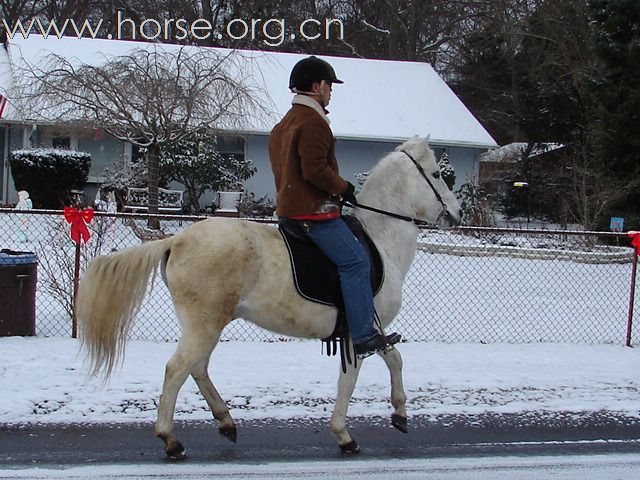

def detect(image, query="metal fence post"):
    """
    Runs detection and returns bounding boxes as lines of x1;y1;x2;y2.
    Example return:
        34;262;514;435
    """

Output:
626;232;640;347
72;242;80;339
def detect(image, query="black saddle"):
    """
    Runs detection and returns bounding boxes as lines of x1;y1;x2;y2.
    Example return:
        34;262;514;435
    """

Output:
278;215;384;308
278;215;385;373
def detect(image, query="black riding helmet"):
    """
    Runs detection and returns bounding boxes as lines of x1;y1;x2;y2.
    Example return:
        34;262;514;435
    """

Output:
289;56;343;92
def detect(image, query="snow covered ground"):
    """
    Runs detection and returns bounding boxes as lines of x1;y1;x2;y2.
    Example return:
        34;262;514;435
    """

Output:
1;337;638;425
3;455;640;480
2;337;640;478
2;215;640;478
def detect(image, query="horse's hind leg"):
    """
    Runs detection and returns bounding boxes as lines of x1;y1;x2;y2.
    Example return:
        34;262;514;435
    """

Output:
191;360;237;442
155;326;226;459
378;347;408;433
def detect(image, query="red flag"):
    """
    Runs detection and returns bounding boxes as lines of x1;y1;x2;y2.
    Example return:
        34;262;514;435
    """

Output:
628;231;640;256
63;207;94;244
0;95;7;119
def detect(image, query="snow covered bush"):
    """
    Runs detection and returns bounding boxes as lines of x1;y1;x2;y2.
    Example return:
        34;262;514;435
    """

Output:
160;131;256;213
456;176;496;227
438;151;456;190
103;132;256;214
238;192;275;218
101;155;150;209
10;149;91;208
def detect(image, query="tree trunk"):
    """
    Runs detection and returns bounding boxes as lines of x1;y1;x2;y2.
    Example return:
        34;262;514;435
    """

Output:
147;143;160;230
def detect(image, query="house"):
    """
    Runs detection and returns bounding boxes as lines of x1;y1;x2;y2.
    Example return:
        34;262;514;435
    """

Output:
0;35;497;208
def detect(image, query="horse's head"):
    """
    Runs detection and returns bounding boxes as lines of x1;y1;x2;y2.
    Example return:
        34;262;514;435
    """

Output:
393;136;463;228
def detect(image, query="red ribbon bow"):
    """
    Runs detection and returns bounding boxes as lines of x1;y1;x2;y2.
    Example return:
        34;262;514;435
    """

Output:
63;207;94;244
628;231;640;256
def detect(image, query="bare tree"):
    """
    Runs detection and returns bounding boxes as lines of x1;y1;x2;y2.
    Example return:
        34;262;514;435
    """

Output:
325;0;487;64
561;143;633;230
14;45;271;228
0;0;41;42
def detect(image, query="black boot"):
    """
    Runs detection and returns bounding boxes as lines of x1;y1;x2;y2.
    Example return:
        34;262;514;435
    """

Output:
354;332;402;359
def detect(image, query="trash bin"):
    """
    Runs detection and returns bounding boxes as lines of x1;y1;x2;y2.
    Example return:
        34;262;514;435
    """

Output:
0;249;37;336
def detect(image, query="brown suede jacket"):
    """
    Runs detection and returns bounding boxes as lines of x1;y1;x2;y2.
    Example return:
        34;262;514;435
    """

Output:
268;97;348;218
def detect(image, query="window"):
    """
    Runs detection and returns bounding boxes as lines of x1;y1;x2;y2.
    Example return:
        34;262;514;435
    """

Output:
52;136;70;149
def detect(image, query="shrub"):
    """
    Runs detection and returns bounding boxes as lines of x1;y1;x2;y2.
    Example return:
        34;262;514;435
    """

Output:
10;149;91;208
238;192;275;218
456;176;496;227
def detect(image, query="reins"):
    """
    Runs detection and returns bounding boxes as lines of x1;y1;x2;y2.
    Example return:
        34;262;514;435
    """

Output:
343;199;428;225
343;149;449;227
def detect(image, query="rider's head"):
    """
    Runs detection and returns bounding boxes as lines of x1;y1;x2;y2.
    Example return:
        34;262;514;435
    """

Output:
289;56;343;108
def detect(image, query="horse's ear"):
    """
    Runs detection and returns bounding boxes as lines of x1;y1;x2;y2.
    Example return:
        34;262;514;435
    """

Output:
396;135;420;153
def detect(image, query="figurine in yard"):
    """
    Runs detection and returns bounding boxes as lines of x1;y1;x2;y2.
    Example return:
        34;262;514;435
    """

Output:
94;189;118;251
14;190;33;242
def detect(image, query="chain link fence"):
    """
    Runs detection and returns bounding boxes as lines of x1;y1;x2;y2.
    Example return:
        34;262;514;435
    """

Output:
1;209;637;345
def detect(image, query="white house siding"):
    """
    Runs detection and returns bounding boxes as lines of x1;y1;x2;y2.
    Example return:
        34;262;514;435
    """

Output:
437;146;481;187
2;125;30;203
77;133;127;182
0;125;483;205
1;124;129;204
245;133;482;201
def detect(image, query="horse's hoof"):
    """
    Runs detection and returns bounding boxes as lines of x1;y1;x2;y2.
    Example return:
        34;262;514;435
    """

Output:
391;414;408;433
219;425;237;443
339;440;360;454
166;442;187;461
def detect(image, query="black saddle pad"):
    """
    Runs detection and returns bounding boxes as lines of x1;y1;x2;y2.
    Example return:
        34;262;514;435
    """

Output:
278;216;384;307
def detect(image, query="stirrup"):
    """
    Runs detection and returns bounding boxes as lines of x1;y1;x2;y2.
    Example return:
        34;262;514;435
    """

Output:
355;333;402;360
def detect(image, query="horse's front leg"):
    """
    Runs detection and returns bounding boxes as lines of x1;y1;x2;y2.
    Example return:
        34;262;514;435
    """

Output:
330;360;362;453
378;347;408;433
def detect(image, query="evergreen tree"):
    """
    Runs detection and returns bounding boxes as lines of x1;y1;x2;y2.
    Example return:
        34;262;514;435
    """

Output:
437;151;456;190
590;0;640;181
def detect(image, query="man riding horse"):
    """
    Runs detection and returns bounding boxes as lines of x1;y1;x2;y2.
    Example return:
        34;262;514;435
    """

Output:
268;56;401;359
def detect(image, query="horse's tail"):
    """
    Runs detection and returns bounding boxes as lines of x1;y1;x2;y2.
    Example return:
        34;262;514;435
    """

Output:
77;236;174;378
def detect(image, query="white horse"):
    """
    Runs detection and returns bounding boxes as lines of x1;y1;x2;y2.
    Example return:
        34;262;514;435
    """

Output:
77;136;462;459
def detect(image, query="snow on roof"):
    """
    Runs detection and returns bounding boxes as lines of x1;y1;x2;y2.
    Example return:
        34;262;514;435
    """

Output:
480;142;565;163
2;35;497;148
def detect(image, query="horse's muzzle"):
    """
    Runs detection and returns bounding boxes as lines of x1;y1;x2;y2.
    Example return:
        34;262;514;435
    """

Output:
439;209;463;228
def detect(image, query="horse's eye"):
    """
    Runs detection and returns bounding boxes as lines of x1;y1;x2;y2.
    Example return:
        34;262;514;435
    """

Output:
433;171;441;179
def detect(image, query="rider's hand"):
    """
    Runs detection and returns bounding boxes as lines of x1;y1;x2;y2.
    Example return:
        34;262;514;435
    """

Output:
342;182;357;204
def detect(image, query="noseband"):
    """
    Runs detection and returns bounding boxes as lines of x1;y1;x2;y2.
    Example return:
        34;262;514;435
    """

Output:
344;150;450;226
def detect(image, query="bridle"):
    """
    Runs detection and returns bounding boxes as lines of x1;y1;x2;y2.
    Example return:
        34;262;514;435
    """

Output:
343;150;450;227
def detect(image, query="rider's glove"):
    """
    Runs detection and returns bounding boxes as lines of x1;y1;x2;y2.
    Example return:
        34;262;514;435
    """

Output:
342;182;357;205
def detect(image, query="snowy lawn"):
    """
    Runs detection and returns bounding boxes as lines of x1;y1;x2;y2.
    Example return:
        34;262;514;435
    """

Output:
0;337;639;425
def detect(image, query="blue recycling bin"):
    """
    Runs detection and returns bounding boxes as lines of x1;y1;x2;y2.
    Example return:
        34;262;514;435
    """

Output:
0;250;38;336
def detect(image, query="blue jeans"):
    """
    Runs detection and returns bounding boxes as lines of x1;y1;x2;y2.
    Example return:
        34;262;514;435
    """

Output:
301;217;379;344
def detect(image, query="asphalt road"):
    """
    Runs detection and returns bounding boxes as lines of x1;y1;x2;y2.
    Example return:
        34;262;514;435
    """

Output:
2;411;640;467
